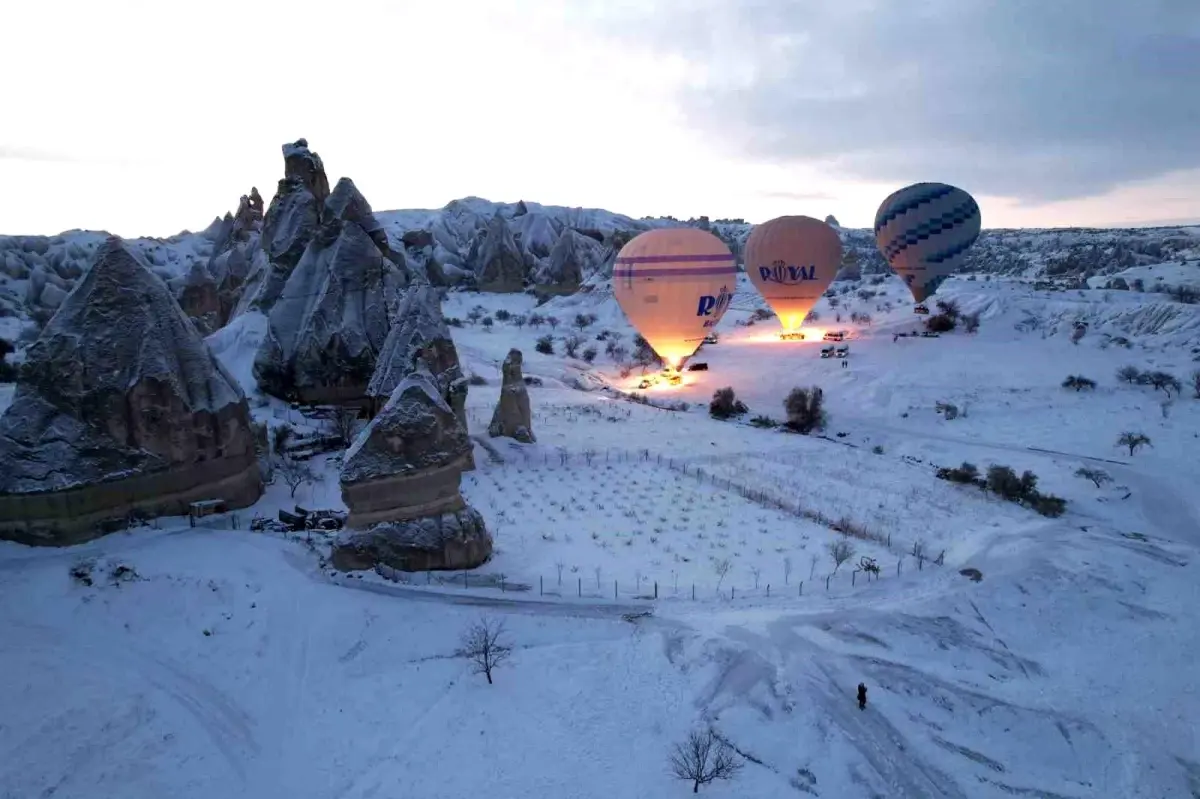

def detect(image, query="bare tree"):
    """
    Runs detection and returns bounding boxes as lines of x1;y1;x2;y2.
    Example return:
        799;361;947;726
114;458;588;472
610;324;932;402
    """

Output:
454;616;513;685
750;565;761;589
328;406;362;447
555;560;565;586
1074;467;1111;488
911;538;927;562
564;334;585;358
713;558;732;591
276;456;316;498
546;316;560;330
783;556;793;585
809;553;818;579
1116;431;1151;456
828;539;855;572
669;729;743;793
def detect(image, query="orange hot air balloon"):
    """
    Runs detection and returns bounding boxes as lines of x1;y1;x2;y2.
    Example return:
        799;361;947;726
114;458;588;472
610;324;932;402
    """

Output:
744;216;842;331
612;228;736;369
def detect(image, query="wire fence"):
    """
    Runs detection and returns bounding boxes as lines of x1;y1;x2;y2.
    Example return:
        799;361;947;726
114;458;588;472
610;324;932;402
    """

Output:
372;549;943;604
457;443;946;565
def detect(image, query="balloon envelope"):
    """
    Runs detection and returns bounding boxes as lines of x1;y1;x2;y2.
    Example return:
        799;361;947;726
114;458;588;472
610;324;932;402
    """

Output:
612;228;736;367
874;182;981;303
744;216;842;331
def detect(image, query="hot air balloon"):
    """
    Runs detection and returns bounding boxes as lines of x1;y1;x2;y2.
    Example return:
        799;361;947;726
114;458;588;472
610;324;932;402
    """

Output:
873;182;981;304
612;228;736;370
744;216;842;334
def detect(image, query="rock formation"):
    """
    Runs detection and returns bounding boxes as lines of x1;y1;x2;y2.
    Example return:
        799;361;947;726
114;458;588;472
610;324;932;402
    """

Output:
368;285;469;430
247;139;331;311
468;212;526;292
205;188;265;325
488;349;535;443
333;366;489;572
252;177;400;404
0;237;262;546
177;260;222;334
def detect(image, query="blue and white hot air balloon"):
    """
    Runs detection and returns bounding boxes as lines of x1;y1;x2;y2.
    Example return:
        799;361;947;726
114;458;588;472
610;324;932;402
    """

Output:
873;182;981;303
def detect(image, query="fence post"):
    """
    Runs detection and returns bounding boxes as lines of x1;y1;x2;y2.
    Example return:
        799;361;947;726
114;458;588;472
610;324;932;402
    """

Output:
465;573;469;589
614;580;618;599
897;560;902;576
540;575;543;596
799;581;803;596
578;577;582;597
654;581;658;599
427;571;432;585
731;586;736;600
692;583;695;600
852;570;857;586
501;576;506;592
766;584;770;598
887;533;891;548
826;575;831;591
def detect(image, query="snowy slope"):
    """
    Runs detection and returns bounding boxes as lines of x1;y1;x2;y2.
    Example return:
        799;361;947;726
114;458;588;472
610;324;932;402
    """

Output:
4;267;1200;797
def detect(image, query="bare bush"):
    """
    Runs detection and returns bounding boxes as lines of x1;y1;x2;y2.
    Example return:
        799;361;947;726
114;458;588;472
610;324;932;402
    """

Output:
783;386;826;434
454;616;513;685
564;334;585;358
1116;365;1142;384
275;456;316;498
1117;431;1151;456
1145;371;1182;398
1062;375;1096;391
535;335;554;355
1075;467;1111;488
669;729;743;793
328;406;362;447
828;539;855;572
713;558;732;591
709;387;748;419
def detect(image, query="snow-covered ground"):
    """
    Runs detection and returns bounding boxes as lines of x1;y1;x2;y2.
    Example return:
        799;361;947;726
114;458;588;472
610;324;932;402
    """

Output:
3;274;1200;797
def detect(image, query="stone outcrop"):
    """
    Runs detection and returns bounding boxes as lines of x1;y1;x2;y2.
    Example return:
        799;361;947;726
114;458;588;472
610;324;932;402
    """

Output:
247;140;331;311
488;349;535;443
468;212;526;292
368;285;469;428
534;229;606;296
333;366;490;572
252;177;399;404
0;237;262;546
178;260;222;334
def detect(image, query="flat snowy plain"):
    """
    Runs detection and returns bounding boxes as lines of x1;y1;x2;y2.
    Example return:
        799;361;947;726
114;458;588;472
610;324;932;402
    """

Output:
3;273;1199;798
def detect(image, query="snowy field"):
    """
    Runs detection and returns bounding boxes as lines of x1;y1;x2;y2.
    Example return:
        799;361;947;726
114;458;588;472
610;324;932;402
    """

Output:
3;272;1200;797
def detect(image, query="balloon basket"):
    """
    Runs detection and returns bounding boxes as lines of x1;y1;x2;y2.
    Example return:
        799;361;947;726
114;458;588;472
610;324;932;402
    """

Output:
779;332;807;341
913;304;930;315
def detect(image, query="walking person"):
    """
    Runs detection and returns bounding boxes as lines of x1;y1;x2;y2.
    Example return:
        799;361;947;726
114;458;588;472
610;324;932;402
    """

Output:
857;683;867;710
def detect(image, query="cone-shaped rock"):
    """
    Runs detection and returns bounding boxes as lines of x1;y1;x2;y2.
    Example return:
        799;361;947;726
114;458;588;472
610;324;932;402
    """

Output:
0;237;262;545
488;349;535;443
252;177;397;404
334;366;489;571
368;285;469;429
468;212;526;292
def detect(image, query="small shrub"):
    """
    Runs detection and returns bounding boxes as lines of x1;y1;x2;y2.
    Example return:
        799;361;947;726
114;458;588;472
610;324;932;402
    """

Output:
871;444;884;454
1075;467;1111;488
481;317;494;331
467;373;488;386
783;386;826;434
926;313;956;333
1116;365;1142;384
445;316;464;327
1116;431;1151;456
750;308;775;321
938;462;981;485
749;415;778;428
709;387;748;419
935;298;961;319
581;346;598;364
494;309;512;322
1030;493;1067;517
1062;375;1097;391
1145;371;1182;398
985;465;1026;501
564;334;584;358
535;335;555;355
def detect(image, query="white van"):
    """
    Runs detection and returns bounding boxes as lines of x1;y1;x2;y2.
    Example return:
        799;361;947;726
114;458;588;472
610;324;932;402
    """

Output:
835;345;850;358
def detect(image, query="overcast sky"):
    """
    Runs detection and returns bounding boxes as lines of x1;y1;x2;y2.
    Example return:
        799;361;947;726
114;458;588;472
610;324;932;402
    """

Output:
1;0;1197;236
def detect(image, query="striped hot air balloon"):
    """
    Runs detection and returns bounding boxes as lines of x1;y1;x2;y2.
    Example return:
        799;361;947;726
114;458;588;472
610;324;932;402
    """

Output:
612;228;736;369
873;183;981;303
744;216;843;332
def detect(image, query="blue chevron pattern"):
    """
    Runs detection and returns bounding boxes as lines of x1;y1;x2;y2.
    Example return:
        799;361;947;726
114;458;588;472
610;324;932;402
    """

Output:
883;198;980;261
873;183;956;233
923;235;979;265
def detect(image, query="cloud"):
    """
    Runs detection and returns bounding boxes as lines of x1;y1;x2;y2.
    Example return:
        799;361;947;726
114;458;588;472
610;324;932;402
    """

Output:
0;145;78;163
757;190;836;202
576;0;1200;203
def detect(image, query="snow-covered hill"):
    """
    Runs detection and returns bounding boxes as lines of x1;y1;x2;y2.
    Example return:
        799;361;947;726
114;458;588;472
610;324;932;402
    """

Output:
4;266;1200;798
